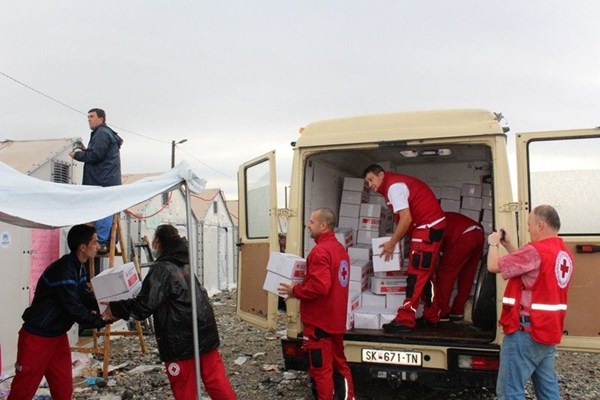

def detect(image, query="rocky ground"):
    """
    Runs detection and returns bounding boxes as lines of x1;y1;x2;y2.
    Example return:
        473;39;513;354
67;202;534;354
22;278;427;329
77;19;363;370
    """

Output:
3;290;599;399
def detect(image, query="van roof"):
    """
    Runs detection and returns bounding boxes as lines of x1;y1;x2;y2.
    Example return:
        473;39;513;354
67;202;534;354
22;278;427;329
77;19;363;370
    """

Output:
296;108;504;148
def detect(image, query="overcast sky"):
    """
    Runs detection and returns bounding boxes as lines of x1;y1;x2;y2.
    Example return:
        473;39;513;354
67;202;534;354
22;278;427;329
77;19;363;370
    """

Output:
1;1;599;202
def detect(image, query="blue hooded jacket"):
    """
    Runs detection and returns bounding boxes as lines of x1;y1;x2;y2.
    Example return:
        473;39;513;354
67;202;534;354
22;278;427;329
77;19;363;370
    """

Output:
74;124;123;187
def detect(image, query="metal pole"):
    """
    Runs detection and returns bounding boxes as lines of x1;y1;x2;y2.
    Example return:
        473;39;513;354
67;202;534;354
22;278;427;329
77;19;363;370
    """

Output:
171;140;176;168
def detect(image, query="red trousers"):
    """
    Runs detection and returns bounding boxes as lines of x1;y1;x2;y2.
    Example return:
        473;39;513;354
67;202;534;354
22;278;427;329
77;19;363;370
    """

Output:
304;325;355;400
395;224;445;327
8;329;72;400
165;349;236;400
436;228;484;317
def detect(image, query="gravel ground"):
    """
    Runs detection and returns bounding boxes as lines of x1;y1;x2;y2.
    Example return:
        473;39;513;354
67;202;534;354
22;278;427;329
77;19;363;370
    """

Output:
4;290;599;399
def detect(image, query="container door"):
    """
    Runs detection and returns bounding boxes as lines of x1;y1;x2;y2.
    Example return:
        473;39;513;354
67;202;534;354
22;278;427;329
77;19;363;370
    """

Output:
236;151;279;330
516;128;600;351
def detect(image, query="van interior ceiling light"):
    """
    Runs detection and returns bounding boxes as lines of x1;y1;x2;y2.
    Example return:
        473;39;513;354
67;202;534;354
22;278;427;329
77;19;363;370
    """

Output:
399;149;452;158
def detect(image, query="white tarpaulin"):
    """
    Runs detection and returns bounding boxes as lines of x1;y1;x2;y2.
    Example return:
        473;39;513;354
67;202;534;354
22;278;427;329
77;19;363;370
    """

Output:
0;160;206;228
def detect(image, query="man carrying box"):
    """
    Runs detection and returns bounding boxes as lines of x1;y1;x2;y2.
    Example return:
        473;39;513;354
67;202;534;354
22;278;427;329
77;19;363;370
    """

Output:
363;164;446;333
9;225;108;400
279;208;355;400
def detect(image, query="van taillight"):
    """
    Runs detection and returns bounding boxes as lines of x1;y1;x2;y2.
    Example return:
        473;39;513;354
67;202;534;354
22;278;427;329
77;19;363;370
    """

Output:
457;354;499;371
282;340;303;358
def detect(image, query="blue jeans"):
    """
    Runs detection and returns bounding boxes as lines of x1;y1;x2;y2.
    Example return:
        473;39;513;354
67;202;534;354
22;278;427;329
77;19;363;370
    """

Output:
94;215;114;244
496;326;559;400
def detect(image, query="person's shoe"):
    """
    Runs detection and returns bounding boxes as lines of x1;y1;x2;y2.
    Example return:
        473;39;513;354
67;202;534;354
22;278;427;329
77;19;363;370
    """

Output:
449;314;464;322
382;320;413;333
439;315;450;322
97;243;109;255
416;317;439;328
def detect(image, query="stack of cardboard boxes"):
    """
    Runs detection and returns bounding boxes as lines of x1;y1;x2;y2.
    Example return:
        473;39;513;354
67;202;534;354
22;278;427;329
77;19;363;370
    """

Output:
262;252;306;298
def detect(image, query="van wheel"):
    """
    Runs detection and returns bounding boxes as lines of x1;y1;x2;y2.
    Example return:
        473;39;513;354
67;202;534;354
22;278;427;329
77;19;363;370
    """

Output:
471;258;496;330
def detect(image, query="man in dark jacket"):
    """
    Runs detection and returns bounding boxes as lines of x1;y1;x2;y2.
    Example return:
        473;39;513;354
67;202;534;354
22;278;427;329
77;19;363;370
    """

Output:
8;224;107;400
103;224;236;399
69;108;123;252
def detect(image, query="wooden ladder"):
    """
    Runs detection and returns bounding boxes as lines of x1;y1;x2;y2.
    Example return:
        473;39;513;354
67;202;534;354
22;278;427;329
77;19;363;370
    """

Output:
71;214;148;378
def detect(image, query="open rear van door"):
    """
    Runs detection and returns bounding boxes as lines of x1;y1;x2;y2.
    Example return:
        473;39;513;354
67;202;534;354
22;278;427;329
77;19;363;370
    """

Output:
236;151;279;330
516;128;600;351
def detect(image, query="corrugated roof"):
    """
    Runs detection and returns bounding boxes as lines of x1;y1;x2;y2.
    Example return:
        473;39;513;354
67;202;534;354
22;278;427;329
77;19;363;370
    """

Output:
0;138;79;174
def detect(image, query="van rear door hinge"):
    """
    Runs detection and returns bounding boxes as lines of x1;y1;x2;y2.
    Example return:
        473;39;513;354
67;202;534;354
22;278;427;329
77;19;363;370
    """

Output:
275;208;298;218
499;202;525;213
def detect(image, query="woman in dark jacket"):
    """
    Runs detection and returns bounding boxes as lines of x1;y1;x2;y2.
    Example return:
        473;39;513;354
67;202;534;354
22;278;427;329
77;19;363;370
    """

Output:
103;224;236;399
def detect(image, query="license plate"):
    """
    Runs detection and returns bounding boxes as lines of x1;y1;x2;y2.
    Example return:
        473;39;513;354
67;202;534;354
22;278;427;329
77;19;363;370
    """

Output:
361;348;422;366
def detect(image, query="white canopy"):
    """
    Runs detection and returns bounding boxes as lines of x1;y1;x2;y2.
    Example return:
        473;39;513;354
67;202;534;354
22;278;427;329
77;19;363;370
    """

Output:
0;160;206;228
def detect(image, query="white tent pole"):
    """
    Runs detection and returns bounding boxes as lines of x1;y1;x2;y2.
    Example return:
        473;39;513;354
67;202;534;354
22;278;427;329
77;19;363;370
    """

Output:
185;184;203;398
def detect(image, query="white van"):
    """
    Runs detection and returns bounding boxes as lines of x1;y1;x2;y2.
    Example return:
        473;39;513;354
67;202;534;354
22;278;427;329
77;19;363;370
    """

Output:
236;109;600;387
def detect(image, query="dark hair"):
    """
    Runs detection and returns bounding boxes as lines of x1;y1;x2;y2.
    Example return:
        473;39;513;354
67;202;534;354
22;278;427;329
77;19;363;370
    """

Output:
67;224;96;252
362;163;384;178
88;108;106;123
154;224;183;253
533;205;561;231
315;208;336;230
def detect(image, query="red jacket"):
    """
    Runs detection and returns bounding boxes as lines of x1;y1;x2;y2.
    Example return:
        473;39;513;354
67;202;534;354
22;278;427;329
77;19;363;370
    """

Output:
293;230;350;334
441;212;482;251
377;171;444;228
499;237;574;344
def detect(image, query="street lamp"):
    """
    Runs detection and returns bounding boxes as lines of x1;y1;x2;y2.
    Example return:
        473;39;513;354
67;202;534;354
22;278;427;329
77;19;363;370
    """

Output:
171;139;188;168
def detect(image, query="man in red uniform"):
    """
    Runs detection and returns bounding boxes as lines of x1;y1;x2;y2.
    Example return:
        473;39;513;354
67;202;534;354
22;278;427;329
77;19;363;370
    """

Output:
436;212;484;322
279;208;355;400
363;164;446;332
487;205;574;399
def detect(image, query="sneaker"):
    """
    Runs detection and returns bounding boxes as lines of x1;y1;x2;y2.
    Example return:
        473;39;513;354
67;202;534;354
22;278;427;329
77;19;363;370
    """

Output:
382;320;413;333
97;244;109;255
449;314;464;322
415;317;439;328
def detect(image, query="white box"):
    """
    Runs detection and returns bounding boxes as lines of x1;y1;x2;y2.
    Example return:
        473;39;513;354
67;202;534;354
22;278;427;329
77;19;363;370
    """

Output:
360;203;384;218
371;236;400;254
374;270;406;278
335;227;354;248
386;293;406;309
461;183;482;198
346;292;361;330
92;262;142;313
370;276;407;295
441;186;461;200
338;216;359;232
341;190;368;204
350;259;372;282
429;185;442;199
379;309;398;329
266;252;306;280
441;198;460;213
481;221;493;234
482;182;493;197
354;308;381;330
481;196;493;210
349;277;369;294
368;193;388;207
461;196;483;211
359;217;382;232
481;209;493;223
339;203;361;218
460;208;481;222
362;290;387;308
343;177;367;192
372;253;402;273
357;229;379;245
262;271;302;298
348;244;372;261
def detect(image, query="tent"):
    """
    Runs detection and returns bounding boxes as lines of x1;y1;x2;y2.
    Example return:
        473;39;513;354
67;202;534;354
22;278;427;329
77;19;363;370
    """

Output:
0;160;207;397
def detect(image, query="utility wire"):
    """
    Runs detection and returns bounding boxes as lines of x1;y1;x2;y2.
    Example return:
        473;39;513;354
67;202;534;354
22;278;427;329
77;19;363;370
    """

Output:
1;70;234;178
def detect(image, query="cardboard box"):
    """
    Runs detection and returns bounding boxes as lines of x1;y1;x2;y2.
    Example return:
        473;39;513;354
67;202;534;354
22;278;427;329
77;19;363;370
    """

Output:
461;183;482;198
341;190;368;205
91;262;142;313
371;236;400;254
266;252;306;280
460;208;481;223
429;185;442;199
343;177;367;192
354;308;381;330
481;196;493;210
482;182;493;197
339;203;361;218
379;309;398;329
348;244;372;261
440;198;460;213
349;277;369;294
368;193;388;207
362;290;387;308
481;220;493;234
360;203;384;218
386;293;406;309
370;276;407;294
262;271;303;298
374;270;407;278
372;253;402;272
441;186;461;201
461;196;483;211
346;292;361;330
335;227;354;248
357;229;379;245
338;216;359;232
359;217;383;233
481;208;493;223
350;259;372;282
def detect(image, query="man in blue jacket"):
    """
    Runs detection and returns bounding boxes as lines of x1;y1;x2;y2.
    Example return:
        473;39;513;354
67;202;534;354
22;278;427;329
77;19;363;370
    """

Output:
8;224;107;400
69;108;123;253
